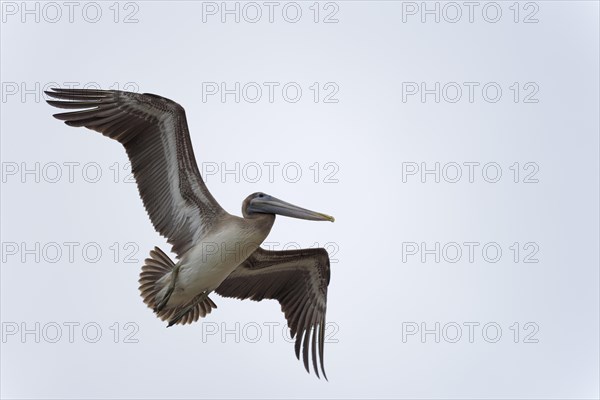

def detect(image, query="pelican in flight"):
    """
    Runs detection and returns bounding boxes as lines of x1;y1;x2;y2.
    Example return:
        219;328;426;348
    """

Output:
46;88;334;379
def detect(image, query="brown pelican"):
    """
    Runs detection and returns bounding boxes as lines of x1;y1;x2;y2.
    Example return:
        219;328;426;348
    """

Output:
45;88;334;379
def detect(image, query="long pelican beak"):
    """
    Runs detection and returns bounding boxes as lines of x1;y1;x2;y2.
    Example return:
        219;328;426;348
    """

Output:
249;195;335;222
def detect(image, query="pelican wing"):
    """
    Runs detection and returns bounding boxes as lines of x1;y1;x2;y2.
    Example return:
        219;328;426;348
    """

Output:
215;247;331;379
46;88;225;257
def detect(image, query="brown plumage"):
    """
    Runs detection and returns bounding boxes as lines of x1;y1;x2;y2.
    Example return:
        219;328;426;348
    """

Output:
217;247;330;379
46;88;334;379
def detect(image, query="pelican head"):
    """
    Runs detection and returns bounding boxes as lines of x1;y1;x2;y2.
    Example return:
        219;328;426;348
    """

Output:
242;192;335;222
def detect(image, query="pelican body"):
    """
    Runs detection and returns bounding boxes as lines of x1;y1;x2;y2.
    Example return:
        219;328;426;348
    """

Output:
159;211;271;308
46;88;334;379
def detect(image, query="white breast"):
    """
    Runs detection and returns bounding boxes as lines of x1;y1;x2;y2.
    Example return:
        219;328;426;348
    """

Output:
169;221;265;305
